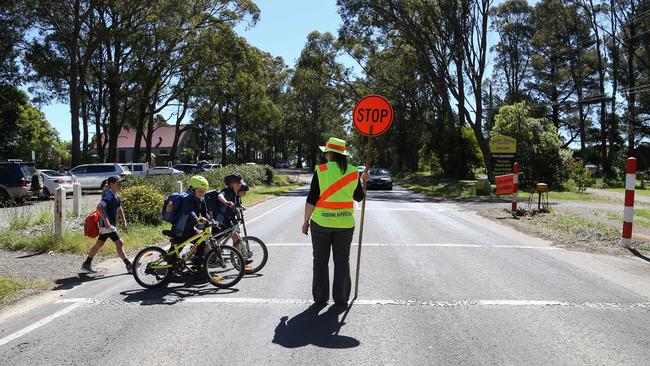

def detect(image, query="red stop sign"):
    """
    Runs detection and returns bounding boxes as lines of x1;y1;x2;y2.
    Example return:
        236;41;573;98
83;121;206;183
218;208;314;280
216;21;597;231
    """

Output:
353;95;394;136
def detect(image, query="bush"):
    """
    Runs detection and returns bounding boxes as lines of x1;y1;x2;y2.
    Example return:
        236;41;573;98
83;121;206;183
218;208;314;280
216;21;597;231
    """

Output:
121;185;165;225
264;165;274;184
123;164;269;195
566;159;594;191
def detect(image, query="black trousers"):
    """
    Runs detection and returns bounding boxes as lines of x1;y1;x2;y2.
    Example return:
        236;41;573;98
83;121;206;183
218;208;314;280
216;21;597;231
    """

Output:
310;220;355;304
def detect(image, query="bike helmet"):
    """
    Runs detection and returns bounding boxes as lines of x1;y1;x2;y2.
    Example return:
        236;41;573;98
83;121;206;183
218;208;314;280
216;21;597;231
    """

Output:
239;182;249;192
189;175;209;190
224;173;243;185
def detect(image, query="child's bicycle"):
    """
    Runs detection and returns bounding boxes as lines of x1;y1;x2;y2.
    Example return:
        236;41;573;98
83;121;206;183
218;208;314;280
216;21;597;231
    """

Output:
132;220;245;289
214;206;268;275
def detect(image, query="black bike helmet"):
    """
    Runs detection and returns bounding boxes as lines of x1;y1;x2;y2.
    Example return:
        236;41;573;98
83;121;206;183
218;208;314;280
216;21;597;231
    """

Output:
224;173;243;186
239;182;249;192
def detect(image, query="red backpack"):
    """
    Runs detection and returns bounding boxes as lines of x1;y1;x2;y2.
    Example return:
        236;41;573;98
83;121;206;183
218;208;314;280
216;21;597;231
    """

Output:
84;211;100;238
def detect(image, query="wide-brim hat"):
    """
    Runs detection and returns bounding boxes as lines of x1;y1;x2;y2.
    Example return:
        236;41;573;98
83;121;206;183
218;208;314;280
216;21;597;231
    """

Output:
319;137;350;156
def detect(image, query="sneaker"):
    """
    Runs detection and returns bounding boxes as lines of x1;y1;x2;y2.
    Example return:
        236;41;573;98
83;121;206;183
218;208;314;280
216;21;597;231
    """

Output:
81;262;97;273
126;263;133;274
244;257;254;265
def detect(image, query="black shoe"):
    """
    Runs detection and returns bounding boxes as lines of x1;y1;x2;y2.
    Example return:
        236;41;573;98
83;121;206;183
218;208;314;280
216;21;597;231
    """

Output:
333;301;348;308
81;262;97;273
126;263;133;274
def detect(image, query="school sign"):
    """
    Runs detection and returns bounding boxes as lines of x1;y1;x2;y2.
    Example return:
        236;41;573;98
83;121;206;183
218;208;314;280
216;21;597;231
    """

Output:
490;135;516;176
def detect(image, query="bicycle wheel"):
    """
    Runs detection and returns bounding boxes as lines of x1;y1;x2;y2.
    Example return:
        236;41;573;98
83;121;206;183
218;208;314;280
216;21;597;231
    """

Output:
240;236;268;274
204;245;245;288
133;247;172;289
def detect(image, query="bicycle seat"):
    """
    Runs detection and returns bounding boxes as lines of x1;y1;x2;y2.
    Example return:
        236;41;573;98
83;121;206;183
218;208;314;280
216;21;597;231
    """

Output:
162;230;175;238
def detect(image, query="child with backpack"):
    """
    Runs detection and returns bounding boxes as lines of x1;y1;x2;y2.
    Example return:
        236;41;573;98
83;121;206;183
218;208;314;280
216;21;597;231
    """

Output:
205;173;252;263
163;175;211;263
81;175;132;274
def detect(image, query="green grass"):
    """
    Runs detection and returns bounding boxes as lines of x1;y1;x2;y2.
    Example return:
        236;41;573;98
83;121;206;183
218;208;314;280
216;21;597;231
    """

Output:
538;212;620;240
0;276;48;305
546;191;608;202
397;173;482;198
0;224;168;255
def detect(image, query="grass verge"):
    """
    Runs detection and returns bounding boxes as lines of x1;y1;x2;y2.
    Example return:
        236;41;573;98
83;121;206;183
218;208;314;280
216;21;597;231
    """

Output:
0;276;48;305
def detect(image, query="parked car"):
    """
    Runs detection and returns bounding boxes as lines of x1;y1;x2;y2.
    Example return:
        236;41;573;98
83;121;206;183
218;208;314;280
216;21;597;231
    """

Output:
245;162;257;166
0;161;38;202
202;163;222;170
366;168;393;190
70;163;131;190
172;164;201;174
148;166;183;176
124;163;149;177
358;165;366;174
275;161;290;169
37;170;75;199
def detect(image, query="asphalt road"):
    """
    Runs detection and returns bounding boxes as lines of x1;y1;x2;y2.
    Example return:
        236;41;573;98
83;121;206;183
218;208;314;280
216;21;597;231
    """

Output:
1;186;649;365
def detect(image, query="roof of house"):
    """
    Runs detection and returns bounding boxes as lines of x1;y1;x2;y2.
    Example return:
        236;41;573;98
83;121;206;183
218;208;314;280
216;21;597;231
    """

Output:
96;126;191;149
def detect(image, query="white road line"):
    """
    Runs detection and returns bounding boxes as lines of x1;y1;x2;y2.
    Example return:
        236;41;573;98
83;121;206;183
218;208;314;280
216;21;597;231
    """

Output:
51;297;650;310
246;197;300;225
264;243;563;250
0;302;85;347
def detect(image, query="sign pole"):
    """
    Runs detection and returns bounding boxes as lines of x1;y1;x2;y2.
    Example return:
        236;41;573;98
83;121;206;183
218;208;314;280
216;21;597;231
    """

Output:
354;126;373;299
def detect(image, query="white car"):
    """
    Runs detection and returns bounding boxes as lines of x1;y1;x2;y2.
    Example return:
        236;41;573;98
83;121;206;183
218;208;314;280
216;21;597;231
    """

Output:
124;163;149;177
202;163;222;170
70;163;131;189
148;166;183;176
38;170;75;198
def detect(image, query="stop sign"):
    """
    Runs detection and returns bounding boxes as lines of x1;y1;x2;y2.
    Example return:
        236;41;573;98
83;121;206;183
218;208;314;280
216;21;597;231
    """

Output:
353;95;394;136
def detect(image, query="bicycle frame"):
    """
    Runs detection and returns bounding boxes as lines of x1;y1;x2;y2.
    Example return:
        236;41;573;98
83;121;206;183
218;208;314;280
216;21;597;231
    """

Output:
148;225;213;270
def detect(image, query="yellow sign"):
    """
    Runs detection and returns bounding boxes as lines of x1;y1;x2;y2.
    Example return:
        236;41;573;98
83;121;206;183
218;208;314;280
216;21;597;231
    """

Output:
490;135;517;154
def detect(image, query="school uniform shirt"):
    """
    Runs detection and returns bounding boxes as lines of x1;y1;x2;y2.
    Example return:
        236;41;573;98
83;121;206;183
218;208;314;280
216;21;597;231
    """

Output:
98;189;121;234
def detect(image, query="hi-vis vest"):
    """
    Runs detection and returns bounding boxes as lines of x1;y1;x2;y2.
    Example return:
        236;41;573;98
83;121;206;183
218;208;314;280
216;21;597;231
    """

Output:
312;162;359;229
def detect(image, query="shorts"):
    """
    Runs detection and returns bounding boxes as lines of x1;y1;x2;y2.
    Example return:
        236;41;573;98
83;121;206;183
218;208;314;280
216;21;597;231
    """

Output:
98;231;121;242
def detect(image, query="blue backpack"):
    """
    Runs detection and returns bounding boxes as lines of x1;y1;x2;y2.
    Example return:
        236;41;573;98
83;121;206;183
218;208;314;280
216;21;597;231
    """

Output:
162;192;189;225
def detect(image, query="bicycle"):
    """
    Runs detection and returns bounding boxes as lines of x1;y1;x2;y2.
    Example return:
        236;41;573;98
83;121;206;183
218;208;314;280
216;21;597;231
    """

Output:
132;220;245;289
214;205;268;275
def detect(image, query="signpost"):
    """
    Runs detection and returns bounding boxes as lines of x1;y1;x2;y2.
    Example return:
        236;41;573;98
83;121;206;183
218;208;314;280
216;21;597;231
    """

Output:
353;95;393;298
490;135;516;176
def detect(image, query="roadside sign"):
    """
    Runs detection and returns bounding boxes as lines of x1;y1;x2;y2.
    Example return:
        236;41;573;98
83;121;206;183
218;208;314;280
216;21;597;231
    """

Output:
490;136;516;154
496;174;515;195
353;95;394;136
490;135;516;176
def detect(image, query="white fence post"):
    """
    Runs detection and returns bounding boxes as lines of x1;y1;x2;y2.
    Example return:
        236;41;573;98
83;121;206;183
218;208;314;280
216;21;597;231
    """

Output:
73;182;82;217
54;187;65;240
176;181;183;192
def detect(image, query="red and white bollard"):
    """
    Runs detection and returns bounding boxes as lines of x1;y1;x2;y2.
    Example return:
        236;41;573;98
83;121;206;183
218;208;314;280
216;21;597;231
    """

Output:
512;162;520;215
622;157;637;248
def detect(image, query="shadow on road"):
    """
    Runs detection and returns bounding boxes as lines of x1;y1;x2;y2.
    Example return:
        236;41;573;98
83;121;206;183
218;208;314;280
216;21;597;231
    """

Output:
629;248;650;263
119;275;239;305
53;272;128;291
272;303;360;349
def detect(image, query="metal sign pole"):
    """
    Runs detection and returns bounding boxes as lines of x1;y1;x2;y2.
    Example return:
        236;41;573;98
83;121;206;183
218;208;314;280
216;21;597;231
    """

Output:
354;126;373;298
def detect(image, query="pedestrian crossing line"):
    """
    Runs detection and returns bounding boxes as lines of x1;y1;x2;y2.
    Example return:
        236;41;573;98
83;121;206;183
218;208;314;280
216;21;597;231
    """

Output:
53;297;650;310
264;243;563;250
0;301;85;347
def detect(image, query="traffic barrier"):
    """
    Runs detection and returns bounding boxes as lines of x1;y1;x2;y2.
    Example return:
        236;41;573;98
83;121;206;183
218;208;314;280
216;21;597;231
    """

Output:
512;162;519;214
622;157;636;248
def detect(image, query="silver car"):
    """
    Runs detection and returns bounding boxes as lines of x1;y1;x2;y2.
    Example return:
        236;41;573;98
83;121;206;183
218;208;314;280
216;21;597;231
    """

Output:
70;163;131;189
